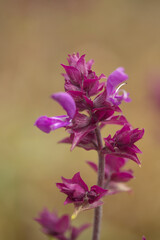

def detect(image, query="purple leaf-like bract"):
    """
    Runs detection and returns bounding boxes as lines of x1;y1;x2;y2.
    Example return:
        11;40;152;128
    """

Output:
104;124;144;165
56;172;107;208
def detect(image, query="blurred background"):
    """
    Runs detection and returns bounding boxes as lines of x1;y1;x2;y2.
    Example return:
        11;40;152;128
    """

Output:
0;0;160;239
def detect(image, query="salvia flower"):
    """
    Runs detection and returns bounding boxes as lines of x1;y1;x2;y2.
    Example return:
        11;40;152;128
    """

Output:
35;209;70;240
35;53;146;239
56;172;107;216
87;155;134;194
104;124;144;165
35;209;90;240
106;67;131;106
35;92;76;133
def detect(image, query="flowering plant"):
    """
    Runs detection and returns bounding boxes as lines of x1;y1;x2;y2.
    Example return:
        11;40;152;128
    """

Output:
35;53;145;240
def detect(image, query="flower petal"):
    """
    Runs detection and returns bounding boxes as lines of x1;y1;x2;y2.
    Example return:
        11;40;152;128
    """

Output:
100;115;129;129
105;155;127;171
61;64;81;85
111;171;134;182
52;92;76;119
35;115;70;133
76;54;87;76
71;125;97;151
86;161;98;172
55;215;70;234
107;67;128;96
72;172;89;192
89;185;108;203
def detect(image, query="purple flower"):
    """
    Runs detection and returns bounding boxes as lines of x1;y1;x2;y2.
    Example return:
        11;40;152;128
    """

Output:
104;124;144;164
87;155;134;194
62;53;106;111
106;67;131;106
35;92;76;133
59;112;129;152
35;209;90;240
60;114;129;152
35;209;70;240
142;237;146;240
56;172;107;214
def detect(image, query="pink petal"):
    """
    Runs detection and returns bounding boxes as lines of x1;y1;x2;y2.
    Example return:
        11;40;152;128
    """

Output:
52;92;76;119
107;67;128;96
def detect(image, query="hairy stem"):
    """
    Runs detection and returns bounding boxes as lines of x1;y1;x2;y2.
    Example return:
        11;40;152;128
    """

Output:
92;127;105;240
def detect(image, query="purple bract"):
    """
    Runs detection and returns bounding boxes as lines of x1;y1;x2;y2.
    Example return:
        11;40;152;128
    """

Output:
56;172;107;212
35;209;70;240
104;124;144;165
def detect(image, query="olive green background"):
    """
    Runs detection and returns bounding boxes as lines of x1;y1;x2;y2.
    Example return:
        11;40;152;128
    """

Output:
0;1;160;240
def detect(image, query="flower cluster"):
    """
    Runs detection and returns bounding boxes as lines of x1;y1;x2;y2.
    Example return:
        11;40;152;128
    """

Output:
35;53;145;240
56;172;107;217
35;209;90;240
87;155;134;194
104;124;144;165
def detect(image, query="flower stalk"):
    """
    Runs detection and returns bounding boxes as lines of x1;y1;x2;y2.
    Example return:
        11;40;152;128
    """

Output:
34;53;145;240
92;127;105;240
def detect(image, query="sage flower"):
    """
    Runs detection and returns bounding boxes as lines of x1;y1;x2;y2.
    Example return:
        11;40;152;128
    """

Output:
35;209;70;240
35;209;90;240
106;67;131;106
35;92;76;133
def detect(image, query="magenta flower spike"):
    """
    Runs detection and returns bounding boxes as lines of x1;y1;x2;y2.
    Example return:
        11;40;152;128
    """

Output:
35;209;70;240
104;124;144;165
35;92;76;133
56;172;107;214
34;53;145;240
106;67;131;106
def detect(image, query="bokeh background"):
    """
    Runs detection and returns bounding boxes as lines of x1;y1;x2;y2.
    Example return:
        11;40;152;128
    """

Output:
1;0;160;239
